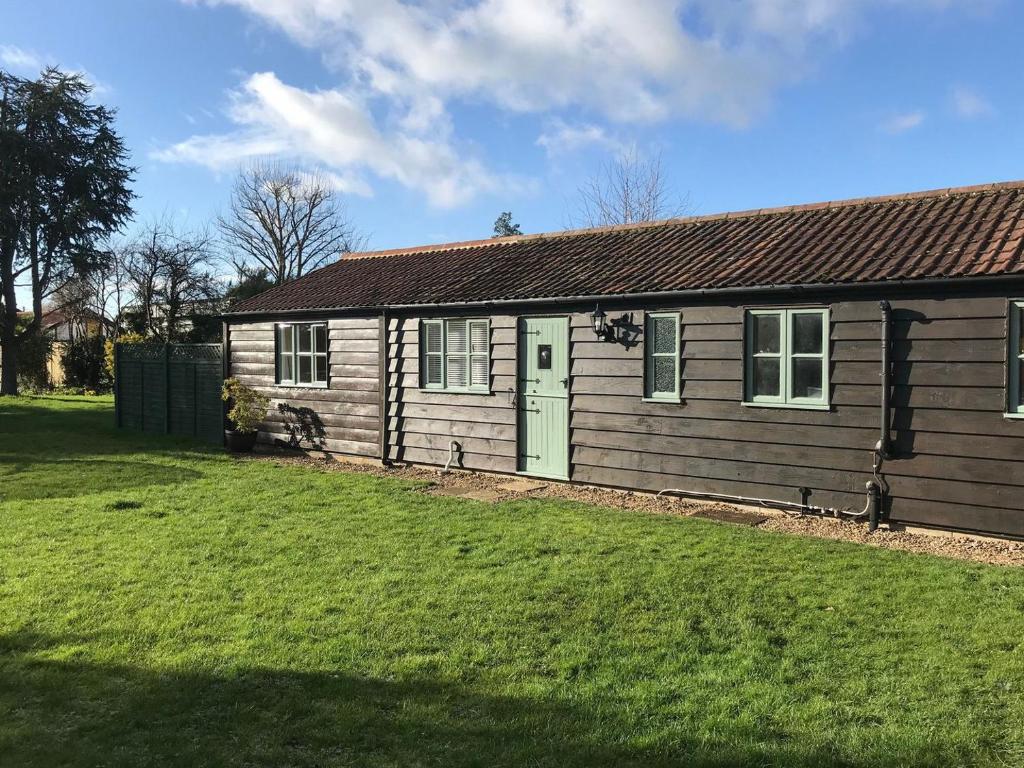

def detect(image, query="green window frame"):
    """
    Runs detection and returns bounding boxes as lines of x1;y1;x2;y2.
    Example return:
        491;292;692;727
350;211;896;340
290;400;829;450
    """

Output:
276;323;328;387
420;318;490;392
744;307;829;408
1009;300;1024;416
644;312;681;401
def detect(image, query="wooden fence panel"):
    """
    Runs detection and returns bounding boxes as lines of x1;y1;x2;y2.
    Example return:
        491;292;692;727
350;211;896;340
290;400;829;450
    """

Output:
115;343;223;444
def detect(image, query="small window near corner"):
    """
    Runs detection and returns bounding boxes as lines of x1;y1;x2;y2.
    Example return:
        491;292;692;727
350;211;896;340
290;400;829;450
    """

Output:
276;323;328;387
1009;300;1024;416
644;312;680;401
744;307;829;408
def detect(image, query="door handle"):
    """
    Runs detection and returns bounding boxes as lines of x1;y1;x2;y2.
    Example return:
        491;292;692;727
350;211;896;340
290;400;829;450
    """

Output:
560;378;569;387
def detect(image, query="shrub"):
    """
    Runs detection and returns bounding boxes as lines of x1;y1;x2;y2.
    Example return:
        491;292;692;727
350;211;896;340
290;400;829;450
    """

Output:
104;332;148;381
14;327;52;392
63;335;110;391
221;377;269;434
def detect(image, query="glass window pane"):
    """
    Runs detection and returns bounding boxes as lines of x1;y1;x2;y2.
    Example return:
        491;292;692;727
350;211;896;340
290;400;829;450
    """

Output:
447;355;467;388
753;358;780;397
1018;307;1024;354
447;320;468;354
469;321;488;353
753;314;780;354
653;356;676;394
425;354;443;386
279;353;294;382
1019;360;1024;406
423;322;442;354
470;355;488;387
792;313;823;355
314;325;327;354
315;355;328;383
792;357;823;400
298;355;312;383
298;325;312;352
651;316;677;354
279;325;293;353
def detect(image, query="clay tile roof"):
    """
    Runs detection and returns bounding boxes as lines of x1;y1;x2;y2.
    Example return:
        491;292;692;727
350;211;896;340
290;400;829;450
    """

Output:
229;180;1024;315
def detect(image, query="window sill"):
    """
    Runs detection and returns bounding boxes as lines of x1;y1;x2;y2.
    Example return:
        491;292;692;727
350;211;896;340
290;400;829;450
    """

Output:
642;397;681;404
741;401;831;411
1004;412;1024;420
419;388;492;395
275;382;329;390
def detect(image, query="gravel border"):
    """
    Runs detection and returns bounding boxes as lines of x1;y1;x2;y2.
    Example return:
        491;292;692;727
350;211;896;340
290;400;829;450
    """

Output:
240;448;1024;568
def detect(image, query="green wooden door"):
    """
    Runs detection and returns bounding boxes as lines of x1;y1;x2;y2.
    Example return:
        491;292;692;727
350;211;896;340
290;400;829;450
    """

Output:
518;316;569;479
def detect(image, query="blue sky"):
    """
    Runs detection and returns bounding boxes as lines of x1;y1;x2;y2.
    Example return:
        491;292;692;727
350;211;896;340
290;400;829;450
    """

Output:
3;0;1024;255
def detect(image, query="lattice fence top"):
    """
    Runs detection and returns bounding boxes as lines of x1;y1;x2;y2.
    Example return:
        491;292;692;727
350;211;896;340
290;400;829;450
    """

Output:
119;343;165;361
170;344;222;362
120;343;222;363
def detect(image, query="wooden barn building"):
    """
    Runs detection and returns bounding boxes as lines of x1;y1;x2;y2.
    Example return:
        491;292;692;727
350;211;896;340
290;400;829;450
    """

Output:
223;182;1024;538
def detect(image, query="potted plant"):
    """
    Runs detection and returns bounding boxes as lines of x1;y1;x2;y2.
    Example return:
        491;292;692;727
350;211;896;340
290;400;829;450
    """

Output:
222;377;270;452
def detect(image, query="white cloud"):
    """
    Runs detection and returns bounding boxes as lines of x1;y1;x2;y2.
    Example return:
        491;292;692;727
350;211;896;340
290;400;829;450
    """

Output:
154;72;523;207
951;85;994;119
1;43;112;95
165;0;968;205
536;120;625;157
0;44;43;73
881;110;925;134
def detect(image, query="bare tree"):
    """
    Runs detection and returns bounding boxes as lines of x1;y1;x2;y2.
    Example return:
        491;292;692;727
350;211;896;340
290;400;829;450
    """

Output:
50;243;130;337
218;162;364;285
124;220;219;341
572;148;688;228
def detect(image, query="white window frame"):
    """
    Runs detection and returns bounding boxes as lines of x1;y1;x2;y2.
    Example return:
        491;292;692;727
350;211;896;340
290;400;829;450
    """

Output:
420;318;490;392
276;322;328;387
743;307;830;409
643;311;681;402
1008;300;1024;417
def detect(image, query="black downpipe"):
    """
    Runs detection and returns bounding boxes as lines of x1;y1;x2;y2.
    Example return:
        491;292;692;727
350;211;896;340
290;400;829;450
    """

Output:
869;299;893;532
878;299;892;460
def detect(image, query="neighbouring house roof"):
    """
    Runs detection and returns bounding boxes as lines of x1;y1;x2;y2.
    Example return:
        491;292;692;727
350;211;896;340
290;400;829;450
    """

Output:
38;308;102;329
228;180;1024;315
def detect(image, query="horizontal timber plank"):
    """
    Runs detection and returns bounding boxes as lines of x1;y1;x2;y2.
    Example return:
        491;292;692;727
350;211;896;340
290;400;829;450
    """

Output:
389;446;516;474
389;402;514;425
398;417;517;442
570;464;865;511
258;430;378;457
397;431;516;457
571;445;872;496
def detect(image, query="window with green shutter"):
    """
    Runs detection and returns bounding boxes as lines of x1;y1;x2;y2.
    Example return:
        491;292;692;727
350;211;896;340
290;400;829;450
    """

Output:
420;318;490;391
1009;300;1024;416
644;312;680;401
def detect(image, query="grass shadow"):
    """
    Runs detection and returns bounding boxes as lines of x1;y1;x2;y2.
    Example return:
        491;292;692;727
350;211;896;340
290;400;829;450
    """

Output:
0;629;955;768
0;458;202;501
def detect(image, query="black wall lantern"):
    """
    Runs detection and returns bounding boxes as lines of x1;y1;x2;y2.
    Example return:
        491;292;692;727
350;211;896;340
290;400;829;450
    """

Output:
590;304;608;338
590;303;639;346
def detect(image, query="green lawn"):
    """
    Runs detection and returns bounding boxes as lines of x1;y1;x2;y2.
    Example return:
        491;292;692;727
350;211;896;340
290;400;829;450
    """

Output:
2;396;1023;767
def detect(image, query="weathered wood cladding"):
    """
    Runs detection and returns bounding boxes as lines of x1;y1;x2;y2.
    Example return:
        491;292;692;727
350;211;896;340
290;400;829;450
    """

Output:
385;314;518;473
226;318;381;457
229;289;1024;538
564;296;1024;536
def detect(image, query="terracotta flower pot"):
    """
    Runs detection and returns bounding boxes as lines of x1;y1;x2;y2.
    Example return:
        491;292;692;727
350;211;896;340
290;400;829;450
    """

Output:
225;429;258;452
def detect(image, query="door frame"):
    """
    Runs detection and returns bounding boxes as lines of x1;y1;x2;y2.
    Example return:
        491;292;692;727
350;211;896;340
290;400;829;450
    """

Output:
515;314;571;481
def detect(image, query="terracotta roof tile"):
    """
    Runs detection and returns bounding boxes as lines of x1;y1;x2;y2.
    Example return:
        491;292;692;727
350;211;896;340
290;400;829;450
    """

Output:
230;181;1024;314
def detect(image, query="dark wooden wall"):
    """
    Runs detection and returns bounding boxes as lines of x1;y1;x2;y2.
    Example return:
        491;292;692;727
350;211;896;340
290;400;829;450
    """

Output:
227;318;380;457
568;296;1024;537
228;292;1024;538
385;314;518;472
